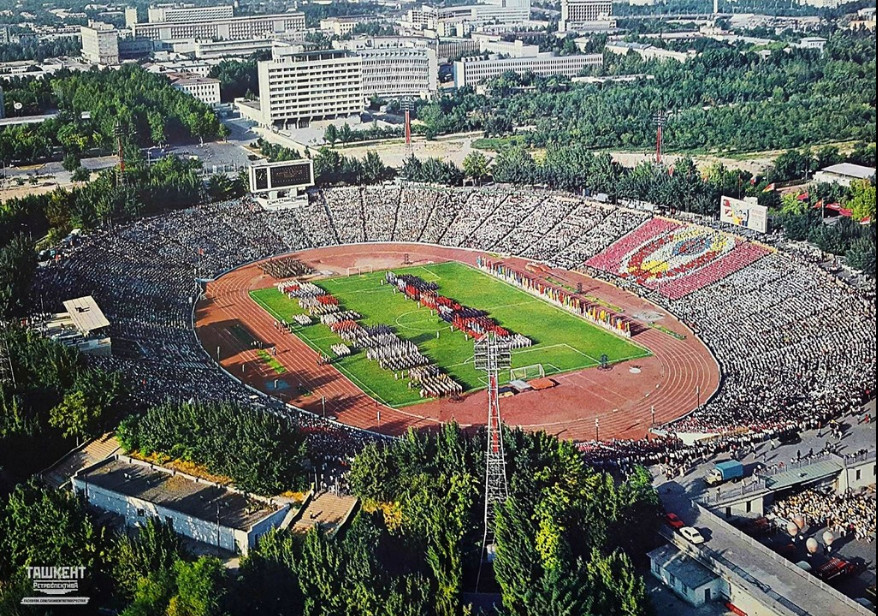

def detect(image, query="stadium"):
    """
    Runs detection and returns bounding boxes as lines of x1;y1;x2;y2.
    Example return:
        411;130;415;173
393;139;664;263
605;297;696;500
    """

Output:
37;184;876;460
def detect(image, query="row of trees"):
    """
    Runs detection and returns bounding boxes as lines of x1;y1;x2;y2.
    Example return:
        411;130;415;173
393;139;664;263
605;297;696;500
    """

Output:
117;401;309;495
324;122;404;146
0;482;231;616
0;327;127;479
0;65;227;165
341;424;659;615
0;37;81;63
258;140;395;186
412;30;875;153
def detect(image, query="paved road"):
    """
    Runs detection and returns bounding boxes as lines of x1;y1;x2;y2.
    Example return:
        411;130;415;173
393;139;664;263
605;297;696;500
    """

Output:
654;400;876;612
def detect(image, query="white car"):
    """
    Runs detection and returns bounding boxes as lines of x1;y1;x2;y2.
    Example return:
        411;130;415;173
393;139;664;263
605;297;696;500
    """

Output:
678;526;705;545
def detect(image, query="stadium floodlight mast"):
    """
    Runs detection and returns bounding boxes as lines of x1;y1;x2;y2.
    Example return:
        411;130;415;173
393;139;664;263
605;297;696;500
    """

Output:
473;332;512;590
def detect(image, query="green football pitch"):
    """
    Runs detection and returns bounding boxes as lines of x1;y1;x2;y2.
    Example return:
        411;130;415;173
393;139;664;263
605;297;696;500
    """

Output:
249;261;649;408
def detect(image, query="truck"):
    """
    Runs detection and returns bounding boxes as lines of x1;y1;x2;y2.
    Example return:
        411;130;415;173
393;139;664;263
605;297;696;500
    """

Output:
705;460;744;486
815;556;860;583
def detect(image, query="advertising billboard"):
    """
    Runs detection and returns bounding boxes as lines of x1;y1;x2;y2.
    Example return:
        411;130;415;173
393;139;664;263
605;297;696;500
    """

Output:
249;160;314;193
720;196;768;233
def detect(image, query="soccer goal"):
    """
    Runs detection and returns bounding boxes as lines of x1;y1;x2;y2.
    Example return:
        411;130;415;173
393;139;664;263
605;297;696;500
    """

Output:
346;265;373;276
509;364;545;381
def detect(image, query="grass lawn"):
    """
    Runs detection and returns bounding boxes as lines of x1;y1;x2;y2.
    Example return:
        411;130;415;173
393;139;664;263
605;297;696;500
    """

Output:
250;262;649;408
257;349;287;374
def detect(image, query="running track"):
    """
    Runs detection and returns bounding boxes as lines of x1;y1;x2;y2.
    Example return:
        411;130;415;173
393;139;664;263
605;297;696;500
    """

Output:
195;244;720;442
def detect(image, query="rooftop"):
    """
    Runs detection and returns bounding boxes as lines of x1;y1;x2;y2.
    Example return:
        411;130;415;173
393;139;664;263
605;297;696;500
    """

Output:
62;296;110;333
819;163;876;180
74;456;282;530
648;543;718;589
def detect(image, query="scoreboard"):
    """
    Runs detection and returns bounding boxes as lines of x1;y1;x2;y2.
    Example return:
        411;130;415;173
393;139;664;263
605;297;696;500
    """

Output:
249;160;314;194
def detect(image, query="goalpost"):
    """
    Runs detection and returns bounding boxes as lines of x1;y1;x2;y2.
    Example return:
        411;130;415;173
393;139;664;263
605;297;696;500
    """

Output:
509;364;545;381
346;265;373;276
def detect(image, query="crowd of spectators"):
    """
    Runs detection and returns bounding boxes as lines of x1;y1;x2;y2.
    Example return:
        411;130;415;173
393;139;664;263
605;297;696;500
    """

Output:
31;185;875;466
769;486;876;543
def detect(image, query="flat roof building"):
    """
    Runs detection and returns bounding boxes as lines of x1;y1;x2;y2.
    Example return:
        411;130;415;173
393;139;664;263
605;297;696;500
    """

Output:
80;23;119;65
132;13;305;43
649;544;725;607
560;0;613;32
257;48;364;127
335;37;438;101
813;163;876;187
453;52;603;88
72;456;291;555
43;295;112;356
168;72;221;106
148;4;234;23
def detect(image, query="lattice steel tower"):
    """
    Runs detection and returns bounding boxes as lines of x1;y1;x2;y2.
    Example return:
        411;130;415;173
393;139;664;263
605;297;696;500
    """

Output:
474;332;511;588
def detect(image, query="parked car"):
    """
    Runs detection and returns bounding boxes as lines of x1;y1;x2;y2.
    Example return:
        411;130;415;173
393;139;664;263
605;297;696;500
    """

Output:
665;512;685;529
678;526;705;545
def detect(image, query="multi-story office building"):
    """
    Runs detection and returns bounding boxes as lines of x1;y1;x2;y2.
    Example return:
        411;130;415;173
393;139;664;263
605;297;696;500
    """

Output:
168;72;221;106
559;0;613;31
257;47;364;126
192;37;276;59
80;23;120;65
335;37;438;101
132;13;305;42
147;4;234;23
453;52;603;88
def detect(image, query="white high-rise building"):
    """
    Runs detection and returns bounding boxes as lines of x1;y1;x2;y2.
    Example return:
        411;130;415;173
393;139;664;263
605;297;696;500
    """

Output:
81;23;120;65
132;13;305;42
257;47;364;127
335;37;438;101
147;4;234;23
559;0;613;32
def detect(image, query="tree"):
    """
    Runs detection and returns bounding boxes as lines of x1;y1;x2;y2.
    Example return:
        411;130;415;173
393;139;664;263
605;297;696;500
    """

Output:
62;152;81;173
846;235;876;277
324;124;339;147
462;151;489;185
71;166;91;183
0;233;36;320
848;179;876;222
166;557;228;616
113;518;184;599
0;480;103;581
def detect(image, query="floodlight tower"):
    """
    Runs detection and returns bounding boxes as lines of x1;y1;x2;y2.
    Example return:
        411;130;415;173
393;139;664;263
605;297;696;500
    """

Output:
474;331;511;589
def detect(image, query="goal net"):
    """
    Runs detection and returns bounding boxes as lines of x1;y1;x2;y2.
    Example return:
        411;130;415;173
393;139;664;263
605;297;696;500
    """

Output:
346;265;373;276
509;364;545;381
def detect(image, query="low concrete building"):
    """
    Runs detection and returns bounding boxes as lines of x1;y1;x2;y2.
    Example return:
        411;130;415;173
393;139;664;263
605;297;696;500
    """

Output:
72;456;291;556
453;52;603;88
649;544;726;607
813;163;876;187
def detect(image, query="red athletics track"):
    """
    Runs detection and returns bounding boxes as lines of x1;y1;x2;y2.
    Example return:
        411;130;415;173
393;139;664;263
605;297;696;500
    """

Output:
195;243;720;442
